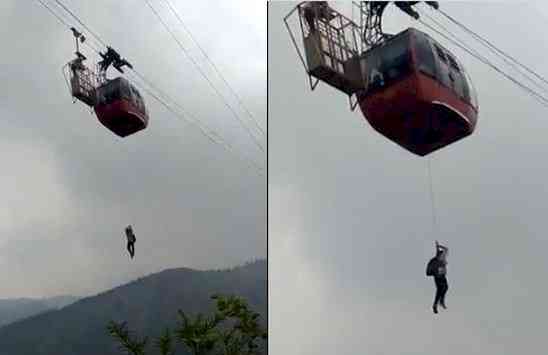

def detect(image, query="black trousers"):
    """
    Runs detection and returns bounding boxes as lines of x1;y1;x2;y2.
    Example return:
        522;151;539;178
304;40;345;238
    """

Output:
434;275;448;306
127;242;135;258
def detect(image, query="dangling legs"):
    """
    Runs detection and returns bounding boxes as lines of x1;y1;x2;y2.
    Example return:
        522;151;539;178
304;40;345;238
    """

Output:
433;277;443;313
433;276;448;313
127;242;135;258
439;277;448;309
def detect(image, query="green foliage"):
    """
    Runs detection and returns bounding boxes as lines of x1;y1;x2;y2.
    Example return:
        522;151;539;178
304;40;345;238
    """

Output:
108;294;267;355
175;312;218;355
0;261;265;355
156;328;175;355
107;321;148;355
210;294;267;355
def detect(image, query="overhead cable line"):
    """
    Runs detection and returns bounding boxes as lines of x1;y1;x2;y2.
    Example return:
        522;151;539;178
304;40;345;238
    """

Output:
128;71;219;145
162;0;266;138
128;69;265;174
53;0;107;50
144;0;265;154
128;72;265;175
36;0;71;29
416;16;548;109
420;5;548;95
435;7;548;90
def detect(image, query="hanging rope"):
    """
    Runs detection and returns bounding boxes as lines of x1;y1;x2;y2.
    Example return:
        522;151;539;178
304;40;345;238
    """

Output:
427;157;438;237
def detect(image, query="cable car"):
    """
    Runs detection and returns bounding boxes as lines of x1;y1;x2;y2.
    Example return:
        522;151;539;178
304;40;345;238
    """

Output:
65;29;149;138
94;77;149;137
358;27;479;156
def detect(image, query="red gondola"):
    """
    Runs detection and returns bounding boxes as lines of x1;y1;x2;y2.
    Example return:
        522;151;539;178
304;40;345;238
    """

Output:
94;77;149;137
286;2;479;156
65;29;149;138
358;28;479;156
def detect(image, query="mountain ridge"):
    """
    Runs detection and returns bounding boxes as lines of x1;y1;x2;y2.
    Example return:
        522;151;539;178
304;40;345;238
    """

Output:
0;259;267;355
0;295;79;327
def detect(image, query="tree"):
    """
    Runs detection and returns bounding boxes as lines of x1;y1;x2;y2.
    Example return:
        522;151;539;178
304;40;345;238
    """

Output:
108;294;267;355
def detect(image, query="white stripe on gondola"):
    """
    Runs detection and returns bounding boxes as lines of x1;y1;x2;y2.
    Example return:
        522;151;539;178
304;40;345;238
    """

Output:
431;100;472;126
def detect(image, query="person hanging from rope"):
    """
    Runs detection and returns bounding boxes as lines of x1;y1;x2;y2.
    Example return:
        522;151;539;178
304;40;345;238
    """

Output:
426;240;448;314
125;225;136;259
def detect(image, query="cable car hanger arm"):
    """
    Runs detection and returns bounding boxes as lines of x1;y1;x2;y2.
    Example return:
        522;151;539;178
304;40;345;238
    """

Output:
360;1;439;48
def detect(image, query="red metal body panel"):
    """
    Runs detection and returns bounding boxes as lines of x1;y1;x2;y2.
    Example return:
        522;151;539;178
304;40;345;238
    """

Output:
94;99;149;138
357;31;478;156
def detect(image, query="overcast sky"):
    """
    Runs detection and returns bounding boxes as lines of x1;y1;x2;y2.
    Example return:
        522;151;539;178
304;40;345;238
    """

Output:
0;0;266;299
270;1;548;354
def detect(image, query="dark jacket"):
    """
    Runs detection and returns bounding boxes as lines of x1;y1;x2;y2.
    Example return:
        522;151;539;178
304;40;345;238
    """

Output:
125;227;136;243
426;257;446;277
